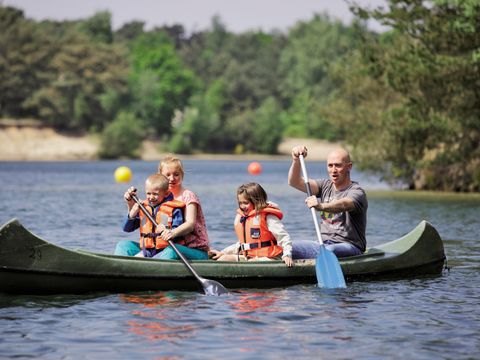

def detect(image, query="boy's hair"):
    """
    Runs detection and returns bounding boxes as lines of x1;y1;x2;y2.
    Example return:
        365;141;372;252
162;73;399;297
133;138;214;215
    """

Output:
237;182;268;212
145;173;169;191
158;155;184;178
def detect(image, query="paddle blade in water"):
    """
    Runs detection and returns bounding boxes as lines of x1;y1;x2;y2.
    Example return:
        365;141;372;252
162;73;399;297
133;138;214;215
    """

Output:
315;246;346;289
202;279;229;296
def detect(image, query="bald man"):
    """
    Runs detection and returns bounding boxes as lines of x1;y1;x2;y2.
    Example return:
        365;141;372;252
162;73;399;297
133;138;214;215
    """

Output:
288;145;368;258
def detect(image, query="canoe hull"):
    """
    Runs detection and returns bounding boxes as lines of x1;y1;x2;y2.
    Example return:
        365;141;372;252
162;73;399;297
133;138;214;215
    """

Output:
0;219;446;294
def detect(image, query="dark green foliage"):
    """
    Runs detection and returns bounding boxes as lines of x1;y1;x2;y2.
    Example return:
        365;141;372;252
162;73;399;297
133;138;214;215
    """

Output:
334;0;480;191
114;21;145;43
250;97;284;154
169;79;223;153
77;11;113;44
128;31;197;136
25;33;129;131
278;14;368;138
0;6;55;117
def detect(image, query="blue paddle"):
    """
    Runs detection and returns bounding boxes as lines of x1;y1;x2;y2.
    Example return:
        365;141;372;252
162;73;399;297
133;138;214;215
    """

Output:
299;155;346;289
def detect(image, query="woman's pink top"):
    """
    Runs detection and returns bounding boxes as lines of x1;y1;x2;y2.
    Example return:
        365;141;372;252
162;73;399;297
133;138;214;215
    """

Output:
178;189;210;251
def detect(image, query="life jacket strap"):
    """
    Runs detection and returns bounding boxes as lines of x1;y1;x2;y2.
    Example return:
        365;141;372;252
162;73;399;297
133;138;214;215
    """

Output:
140;232;163;238
240;239;277;251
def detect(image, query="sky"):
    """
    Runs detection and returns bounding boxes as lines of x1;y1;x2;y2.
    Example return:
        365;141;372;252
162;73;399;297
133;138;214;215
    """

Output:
3;0;387;33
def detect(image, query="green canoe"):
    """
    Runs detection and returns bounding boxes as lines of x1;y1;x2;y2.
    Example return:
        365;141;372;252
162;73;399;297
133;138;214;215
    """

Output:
0;219;446;294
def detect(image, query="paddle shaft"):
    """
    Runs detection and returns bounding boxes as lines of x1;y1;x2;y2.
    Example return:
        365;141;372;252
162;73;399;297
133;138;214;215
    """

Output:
131;194;207;284
299;155;324;246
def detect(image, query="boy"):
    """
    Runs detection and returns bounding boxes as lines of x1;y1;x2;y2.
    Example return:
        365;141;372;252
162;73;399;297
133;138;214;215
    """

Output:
114;174;185;257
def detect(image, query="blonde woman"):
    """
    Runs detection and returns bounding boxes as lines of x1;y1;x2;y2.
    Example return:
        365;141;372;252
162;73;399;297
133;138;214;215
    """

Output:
154;156;210;260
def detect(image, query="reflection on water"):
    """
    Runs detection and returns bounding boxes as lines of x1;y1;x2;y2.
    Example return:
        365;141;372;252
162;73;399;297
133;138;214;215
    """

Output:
120;292;196;342
120;291;282;343
228;292;280;318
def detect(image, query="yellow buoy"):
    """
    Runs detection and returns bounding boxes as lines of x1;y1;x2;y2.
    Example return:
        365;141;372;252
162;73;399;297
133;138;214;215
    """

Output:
114;166;132;183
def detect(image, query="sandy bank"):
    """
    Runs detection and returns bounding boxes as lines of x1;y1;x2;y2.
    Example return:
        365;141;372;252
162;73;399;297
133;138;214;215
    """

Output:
0;122;341;161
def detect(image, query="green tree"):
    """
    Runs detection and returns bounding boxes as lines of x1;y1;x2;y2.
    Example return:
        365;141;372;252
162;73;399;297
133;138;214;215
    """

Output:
224;97;283;154
220;31;285;114
279;14;368;138
169;79;224;153
77;11;113;44
98;111;143;158
129;31;197;136
114;21;145;43
343;0;480;191
251;97;284;153
25;30;129;131
0;6;55;117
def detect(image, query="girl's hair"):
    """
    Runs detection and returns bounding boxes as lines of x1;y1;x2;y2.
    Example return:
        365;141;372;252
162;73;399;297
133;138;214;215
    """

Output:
237;182;268;212
145;173;169;191
158;155;184;179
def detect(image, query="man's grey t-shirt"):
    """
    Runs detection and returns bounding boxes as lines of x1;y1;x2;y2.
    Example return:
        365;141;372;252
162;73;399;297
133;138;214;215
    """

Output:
314;179;368;252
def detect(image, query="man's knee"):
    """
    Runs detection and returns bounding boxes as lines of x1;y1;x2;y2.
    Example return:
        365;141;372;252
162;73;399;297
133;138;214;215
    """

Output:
327;242;362;258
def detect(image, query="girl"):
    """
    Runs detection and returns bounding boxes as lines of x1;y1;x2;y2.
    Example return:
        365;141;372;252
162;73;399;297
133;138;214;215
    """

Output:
154;155;210;260
210;182;293;267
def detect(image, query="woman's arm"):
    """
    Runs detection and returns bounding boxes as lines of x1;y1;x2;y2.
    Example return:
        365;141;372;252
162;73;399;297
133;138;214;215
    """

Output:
161;202;197;241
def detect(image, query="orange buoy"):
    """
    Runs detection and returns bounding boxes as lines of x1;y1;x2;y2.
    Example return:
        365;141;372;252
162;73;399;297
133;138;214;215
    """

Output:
247;162;262;175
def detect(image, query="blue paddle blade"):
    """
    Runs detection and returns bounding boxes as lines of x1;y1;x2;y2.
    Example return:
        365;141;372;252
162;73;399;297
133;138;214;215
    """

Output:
315;245;346;288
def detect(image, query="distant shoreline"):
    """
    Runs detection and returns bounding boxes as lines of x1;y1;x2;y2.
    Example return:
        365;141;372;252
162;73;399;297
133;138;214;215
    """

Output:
0;121;341;161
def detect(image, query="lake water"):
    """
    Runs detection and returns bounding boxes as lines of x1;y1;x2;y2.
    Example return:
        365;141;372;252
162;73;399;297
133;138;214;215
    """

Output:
0;160;479;359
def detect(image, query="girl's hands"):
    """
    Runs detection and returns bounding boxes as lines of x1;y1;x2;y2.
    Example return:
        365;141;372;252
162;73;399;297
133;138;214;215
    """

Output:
283;256;293;267
208;249;224;260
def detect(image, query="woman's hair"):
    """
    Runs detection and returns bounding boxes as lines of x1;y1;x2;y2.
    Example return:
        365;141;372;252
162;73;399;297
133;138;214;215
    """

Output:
237;182;268;212
158;155;184;179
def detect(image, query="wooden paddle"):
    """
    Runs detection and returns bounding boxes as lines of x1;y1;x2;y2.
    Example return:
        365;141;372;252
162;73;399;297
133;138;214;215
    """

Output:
298;155;346;288
131;194;228;296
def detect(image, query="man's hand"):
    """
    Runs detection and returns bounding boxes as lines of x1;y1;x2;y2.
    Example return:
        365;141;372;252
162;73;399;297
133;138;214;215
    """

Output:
291;145;308;160
305;195;320;210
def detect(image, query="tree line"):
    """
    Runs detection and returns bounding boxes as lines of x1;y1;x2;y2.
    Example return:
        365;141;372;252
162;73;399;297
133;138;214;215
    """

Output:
1;1;478;191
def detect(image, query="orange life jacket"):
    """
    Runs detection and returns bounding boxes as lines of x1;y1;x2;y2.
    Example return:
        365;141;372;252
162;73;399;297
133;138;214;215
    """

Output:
139;199;185;250
234;206;284;258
